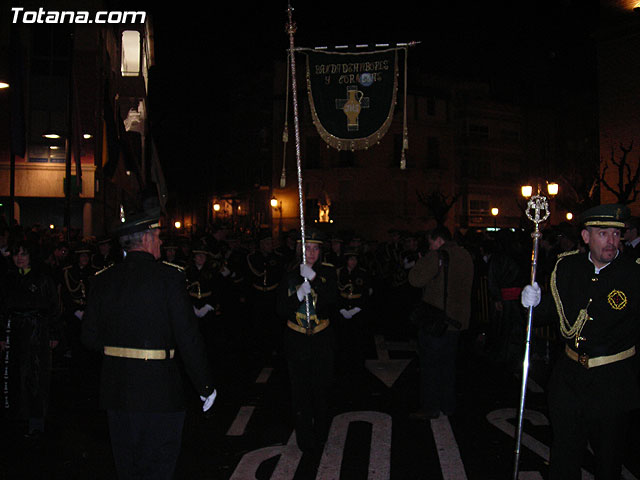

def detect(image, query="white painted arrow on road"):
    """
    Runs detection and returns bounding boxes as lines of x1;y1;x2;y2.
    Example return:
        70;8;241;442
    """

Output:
365;335;412;388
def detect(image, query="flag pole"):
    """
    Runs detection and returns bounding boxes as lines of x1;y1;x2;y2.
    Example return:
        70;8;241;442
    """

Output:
286;2;311;326
512;192;549;480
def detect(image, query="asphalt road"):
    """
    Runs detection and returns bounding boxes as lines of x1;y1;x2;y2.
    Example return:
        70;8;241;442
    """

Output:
2;314;639;480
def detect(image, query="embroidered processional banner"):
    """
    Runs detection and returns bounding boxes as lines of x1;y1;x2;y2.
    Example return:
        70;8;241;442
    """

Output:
304;48;399;151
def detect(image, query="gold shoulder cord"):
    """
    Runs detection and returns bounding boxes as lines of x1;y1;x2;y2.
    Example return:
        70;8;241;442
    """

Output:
162;261;184;272
550;251;591;347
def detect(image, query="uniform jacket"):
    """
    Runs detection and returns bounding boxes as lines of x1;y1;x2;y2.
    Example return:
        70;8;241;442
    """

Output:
277;263;338;330
548;250;640;358
543;250;640;415
408;241;475;331
336;265;370;311
82;251;214;412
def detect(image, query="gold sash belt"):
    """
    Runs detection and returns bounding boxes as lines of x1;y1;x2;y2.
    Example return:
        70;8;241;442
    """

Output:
565;344;635;369
253;283;279;292
104;346;175;360
340;292;362;299
287;319;329;335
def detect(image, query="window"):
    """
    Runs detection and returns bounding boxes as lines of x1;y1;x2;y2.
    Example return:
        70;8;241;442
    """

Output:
121;30;141;77
468;124;489;138
426;97;436;116
469;198;490;216
501;129;520;141
426;136;440;168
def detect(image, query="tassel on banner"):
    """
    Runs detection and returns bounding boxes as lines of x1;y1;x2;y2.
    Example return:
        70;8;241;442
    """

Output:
280;53;291;189
401;46;409;170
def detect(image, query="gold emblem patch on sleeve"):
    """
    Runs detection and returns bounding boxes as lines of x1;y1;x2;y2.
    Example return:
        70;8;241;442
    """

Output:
607;289;627;310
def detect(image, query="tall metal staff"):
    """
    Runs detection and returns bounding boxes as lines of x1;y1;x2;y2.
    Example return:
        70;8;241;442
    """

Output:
285;2;311;326
512;192;550;480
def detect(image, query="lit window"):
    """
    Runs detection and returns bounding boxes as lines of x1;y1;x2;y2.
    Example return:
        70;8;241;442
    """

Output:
121;30;140;77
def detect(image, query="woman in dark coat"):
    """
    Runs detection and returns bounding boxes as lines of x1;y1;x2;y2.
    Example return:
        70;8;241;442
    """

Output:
0;239;60;438
277;230;338;453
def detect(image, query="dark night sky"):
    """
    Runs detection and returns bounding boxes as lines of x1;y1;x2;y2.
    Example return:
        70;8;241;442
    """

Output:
140;1;601;196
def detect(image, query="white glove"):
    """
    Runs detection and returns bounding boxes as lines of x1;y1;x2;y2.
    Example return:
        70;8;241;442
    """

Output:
299;264;316;281
348;307;361;317
220;266;231;277
74;310;84;320
403;258;415;269
521;282;541;308
194;304;215;318
340;308;352;319
296;281;311;301
200;389;217;412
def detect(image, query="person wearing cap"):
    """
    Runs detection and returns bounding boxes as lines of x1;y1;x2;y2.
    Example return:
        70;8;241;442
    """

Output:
335;248;371;379
91;235;121;271
184;239;225;379
60;243;97;369
277;228;338;453
246;232;285;360
622;216;640;260
521;203;640;480
324;235;345;269
82;208;217;480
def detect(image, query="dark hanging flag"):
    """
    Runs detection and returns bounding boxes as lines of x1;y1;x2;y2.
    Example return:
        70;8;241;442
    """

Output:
304;48;399;151
9;25;26;158
102;81;120;180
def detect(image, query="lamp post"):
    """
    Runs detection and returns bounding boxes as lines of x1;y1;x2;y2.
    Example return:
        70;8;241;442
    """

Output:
491;207;499;229
270;196;283;236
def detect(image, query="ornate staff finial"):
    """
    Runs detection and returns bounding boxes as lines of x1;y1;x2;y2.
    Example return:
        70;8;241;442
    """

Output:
525;194;550;227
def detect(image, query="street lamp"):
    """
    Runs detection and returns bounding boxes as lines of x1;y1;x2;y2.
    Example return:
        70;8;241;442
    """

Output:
491;207;499;228
521;181;558;198
271;196;283;235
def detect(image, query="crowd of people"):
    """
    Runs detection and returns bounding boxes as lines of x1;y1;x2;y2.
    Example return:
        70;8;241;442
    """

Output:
0;206;639;477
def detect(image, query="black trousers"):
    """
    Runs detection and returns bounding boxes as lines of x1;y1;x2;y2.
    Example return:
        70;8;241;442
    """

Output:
107;409;186;480
285;327;334;452
548;356;638;480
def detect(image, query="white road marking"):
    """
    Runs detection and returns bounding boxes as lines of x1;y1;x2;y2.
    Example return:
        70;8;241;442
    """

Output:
365;335;412;387
229;432;301;480
226;405;255;436
431;415;468;480
519;472;544;479
316;411;392;480
256;367;273;384
229;411;392;480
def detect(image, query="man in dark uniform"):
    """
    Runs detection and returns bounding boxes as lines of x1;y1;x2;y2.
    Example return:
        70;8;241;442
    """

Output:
622;216;640;260
82;208;217;480
522;203;640;480
91;235;120;270
335;248;371;377
246;232;285;359
60;243;97;369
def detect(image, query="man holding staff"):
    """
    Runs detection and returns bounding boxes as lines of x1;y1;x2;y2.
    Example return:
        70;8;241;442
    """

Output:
522;204;640;480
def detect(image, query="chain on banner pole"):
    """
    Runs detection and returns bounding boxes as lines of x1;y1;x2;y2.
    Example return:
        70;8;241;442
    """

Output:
286;2;311;326
512;193;550;480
